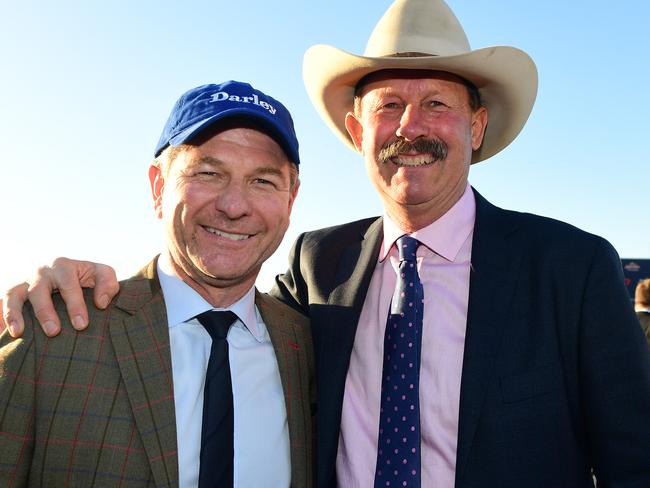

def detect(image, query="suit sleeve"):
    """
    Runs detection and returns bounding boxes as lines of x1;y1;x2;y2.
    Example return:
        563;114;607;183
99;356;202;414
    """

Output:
271;232;312;316
0;316;36;487
579;238;650;486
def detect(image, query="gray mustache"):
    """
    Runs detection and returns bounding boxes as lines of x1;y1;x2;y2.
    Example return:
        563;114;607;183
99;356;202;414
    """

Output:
378;138;448;164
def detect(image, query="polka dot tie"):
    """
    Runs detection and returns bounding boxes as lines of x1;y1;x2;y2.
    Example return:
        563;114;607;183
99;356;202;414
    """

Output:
374;235;423;488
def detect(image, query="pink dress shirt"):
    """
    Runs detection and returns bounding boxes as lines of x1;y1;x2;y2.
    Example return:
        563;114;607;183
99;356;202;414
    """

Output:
336;185;476;488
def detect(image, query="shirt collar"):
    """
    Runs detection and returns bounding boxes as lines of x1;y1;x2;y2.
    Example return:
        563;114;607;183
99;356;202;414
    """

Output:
156;253;261;340
380;183;476;262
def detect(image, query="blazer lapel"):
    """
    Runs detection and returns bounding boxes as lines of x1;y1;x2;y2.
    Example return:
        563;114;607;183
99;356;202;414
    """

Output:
318;217;383;482
322;216;383;367
256;291;314;488
110;259;179;488
455;190;523;485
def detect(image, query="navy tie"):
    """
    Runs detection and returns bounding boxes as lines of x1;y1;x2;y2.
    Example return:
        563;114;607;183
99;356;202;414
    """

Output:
196;310;238;488
375;235;423;488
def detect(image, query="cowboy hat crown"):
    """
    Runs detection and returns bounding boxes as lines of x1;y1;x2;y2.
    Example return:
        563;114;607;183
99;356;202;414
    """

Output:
303;0;538;163
366;0;469;57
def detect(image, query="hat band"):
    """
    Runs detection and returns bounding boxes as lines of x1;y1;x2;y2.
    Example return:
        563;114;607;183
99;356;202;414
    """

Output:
382;52;438;58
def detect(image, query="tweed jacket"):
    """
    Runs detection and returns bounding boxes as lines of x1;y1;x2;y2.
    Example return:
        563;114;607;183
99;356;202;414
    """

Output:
272;189;650;488
0;258;315;487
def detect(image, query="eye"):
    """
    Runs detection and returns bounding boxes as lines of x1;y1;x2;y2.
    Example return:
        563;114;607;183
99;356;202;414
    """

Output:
427;100;445;108
253;177;283;190
252;173;289;191
254;178;274;185
381;101;402;110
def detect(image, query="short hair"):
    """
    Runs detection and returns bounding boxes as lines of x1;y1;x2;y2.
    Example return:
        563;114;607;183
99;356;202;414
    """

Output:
353;69;483;117
635;279;650;307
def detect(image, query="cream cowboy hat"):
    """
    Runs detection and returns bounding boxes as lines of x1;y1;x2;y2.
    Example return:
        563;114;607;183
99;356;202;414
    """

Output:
303;0;538;163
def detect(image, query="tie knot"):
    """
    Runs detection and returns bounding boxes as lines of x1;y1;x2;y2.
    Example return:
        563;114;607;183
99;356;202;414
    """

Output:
396;235;420;262
196;310;238;340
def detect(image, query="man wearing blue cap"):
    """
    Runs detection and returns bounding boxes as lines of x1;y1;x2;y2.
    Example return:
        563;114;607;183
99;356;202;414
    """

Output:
0;81;314;488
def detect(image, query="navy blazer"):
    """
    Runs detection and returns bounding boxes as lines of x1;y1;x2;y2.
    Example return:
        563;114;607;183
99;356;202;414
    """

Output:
272;189;650;488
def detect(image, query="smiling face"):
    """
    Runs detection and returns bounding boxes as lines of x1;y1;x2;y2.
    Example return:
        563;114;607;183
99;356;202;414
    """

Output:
345;70;487;231
150;126;299;306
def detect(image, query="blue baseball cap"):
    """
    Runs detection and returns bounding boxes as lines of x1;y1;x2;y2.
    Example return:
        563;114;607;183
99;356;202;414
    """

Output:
154;81;300;164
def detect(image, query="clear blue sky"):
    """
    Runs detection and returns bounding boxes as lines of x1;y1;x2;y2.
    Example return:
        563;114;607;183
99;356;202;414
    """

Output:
1;0;648;292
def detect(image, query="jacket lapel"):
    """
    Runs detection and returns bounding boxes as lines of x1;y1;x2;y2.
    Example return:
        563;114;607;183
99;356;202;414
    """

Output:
110;259;179;488
318;217;384;482
323;216;383;363
256;291;314;488
455;190;523;485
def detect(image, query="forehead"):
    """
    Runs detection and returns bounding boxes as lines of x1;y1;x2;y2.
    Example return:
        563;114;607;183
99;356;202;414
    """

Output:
189;126;288;161
183;119;291;161
357;69;470;99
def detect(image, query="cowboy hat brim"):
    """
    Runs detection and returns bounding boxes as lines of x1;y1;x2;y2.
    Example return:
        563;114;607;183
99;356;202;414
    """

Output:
303;43;538;163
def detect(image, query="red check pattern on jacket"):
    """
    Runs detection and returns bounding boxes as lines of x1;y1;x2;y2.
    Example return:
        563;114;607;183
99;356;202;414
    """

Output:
0;260;180;487
0;258;316;488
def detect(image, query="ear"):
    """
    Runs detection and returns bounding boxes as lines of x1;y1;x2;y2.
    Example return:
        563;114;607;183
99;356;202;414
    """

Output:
148;164;165;219
287;178;300;216
344;112;364;154
470;106;489;151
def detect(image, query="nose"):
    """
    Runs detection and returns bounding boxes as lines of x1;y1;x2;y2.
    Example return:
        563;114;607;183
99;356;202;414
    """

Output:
395;105;428;142
215;182;252;220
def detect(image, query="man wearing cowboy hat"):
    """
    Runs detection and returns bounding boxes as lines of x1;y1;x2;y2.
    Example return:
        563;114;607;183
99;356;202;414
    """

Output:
3;0;650;487
274;1;650;486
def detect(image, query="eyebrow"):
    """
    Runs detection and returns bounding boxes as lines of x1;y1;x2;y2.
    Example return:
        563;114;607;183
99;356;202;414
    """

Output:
192;156;224;167
254;166;285;179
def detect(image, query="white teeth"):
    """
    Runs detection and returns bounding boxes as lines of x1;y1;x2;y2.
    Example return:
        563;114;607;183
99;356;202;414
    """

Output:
204;226;250;241
392;155;435;167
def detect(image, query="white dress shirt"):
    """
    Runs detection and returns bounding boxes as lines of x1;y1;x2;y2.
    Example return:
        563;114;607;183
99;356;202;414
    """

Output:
157;255;291;487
